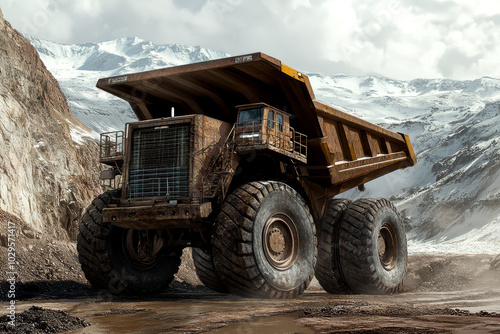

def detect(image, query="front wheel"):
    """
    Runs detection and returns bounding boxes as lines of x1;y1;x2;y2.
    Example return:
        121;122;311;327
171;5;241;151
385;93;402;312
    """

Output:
77;190;181;294
212;181;316;298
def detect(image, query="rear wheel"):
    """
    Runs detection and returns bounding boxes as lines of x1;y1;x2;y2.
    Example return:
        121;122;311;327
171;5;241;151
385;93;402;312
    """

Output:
212;181;316;298
77;190;181;294
192;247;228;293
338;198;407;294
315;198;352;294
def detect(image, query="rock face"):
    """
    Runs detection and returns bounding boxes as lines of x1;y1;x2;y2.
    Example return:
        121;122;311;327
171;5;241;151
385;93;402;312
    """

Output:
0;10;101;240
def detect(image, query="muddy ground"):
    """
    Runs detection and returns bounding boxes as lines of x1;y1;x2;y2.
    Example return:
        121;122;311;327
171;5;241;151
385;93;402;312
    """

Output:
1;221;500;333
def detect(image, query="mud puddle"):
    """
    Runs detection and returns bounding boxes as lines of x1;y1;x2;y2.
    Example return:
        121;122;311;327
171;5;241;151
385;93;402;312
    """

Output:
212;314;314;334
3;289;500;333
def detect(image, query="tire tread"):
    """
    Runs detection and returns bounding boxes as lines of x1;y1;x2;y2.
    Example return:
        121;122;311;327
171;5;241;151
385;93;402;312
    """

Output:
315;198;352;294
338;198;407;294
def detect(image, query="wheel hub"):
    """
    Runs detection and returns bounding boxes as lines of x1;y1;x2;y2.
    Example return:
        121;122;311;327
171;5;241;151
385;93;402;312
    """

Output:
263;213;299;270
123;229;164;270
269;228;286;254
378;223;398;270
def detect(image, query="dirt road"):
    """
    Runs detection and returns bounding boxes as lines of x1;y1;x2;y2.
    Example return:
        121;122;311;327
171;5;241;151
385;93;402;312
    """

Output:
1;254;499;333
2;285;500;333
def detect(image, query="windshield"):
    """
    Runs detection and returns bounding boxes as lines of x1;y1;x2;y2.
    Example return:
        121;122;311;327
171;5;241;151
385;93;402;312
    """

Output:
238;108;263;126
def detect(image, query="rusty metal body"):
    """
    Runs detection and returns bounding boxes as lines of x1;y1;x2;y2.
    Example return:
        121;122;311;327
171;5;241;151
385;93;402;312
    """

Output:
96;52;416;245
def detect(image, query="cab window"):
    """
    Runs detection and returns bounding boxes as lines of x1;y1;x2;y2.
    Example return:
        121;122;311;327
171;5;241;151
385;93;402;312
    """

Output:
277;114;284;132
267;110;274;128
238;108;263;126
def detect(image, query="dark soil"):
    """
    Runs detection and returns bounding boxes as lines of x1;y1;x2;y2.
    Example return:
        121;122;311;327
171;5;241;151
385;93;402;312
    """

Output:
0;281;94;301
0;306;90;333
302;305;500;318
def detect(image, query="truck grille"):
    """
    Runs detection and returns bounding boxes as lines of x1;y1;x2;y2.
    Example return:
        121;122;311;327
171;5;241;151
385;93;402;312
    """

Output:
127;123;190;199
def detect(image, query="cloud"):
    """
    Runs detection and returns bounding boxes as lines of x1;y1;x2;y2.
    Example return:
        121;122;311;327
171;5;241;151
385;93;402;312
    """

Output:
438;48;480;77
0;0;499;80
318;0;500;79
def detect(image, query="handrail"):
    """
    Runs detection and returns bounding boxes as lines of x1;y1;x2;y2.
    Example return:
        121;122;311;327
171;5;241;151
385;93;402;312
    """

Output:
235;119;307;158
100;131;124;158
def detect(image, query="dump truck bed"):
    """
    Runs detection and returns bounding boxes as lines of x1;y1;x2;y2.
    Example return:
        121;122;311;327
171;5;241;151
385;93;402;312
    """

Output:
97;52;416;197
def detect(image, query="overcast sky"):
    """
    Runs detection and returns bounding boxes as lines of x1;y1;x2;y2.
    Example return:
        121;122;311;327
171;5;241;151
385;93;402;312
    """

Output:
1;0;499;80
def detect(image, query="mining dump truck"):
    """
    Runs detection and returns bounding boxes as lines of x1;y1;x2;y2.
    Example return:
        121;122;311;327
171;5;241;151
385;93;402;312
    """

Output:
77;53;417;298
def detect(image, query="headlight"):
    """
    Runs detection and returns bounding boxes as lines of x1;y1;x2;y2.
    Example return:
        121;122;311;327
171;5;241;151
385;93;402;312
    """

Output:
239;132;260;139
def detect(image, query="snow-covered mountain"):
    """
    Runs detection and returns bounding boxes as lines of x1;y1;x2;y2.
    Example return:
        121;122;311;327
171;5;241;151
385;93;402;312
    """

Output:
28;36;500;255
310;74;500;254
27;35;229;133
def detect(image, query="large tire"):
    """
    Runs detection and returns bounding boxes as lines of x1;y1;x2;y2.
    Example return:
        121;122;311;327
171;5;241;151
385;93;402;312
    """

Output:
192;247;228;293
315;198;352;294
77;190;181;294
338;198;407;294
212;181;316;299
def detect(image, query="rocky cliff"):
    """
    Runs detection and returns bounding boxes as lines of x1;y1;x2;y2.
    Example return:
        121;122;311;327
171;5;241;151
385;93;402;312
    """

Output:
0;9;101;241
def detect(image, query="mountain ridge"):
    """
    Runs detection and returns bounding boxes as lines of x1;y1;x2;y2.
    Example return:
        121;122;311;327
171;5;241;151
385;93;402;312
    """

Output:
26;35;230;133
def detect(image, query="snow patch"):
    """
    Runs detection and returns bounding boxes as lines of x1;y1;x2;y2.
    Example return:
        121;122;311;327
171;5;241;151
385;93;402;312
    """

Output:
70;126;98;144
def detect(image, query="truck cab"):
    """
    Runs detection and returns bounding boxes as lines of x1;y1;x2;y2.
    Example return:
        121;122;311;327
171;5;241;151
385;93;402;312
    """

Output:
234;103;307;163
